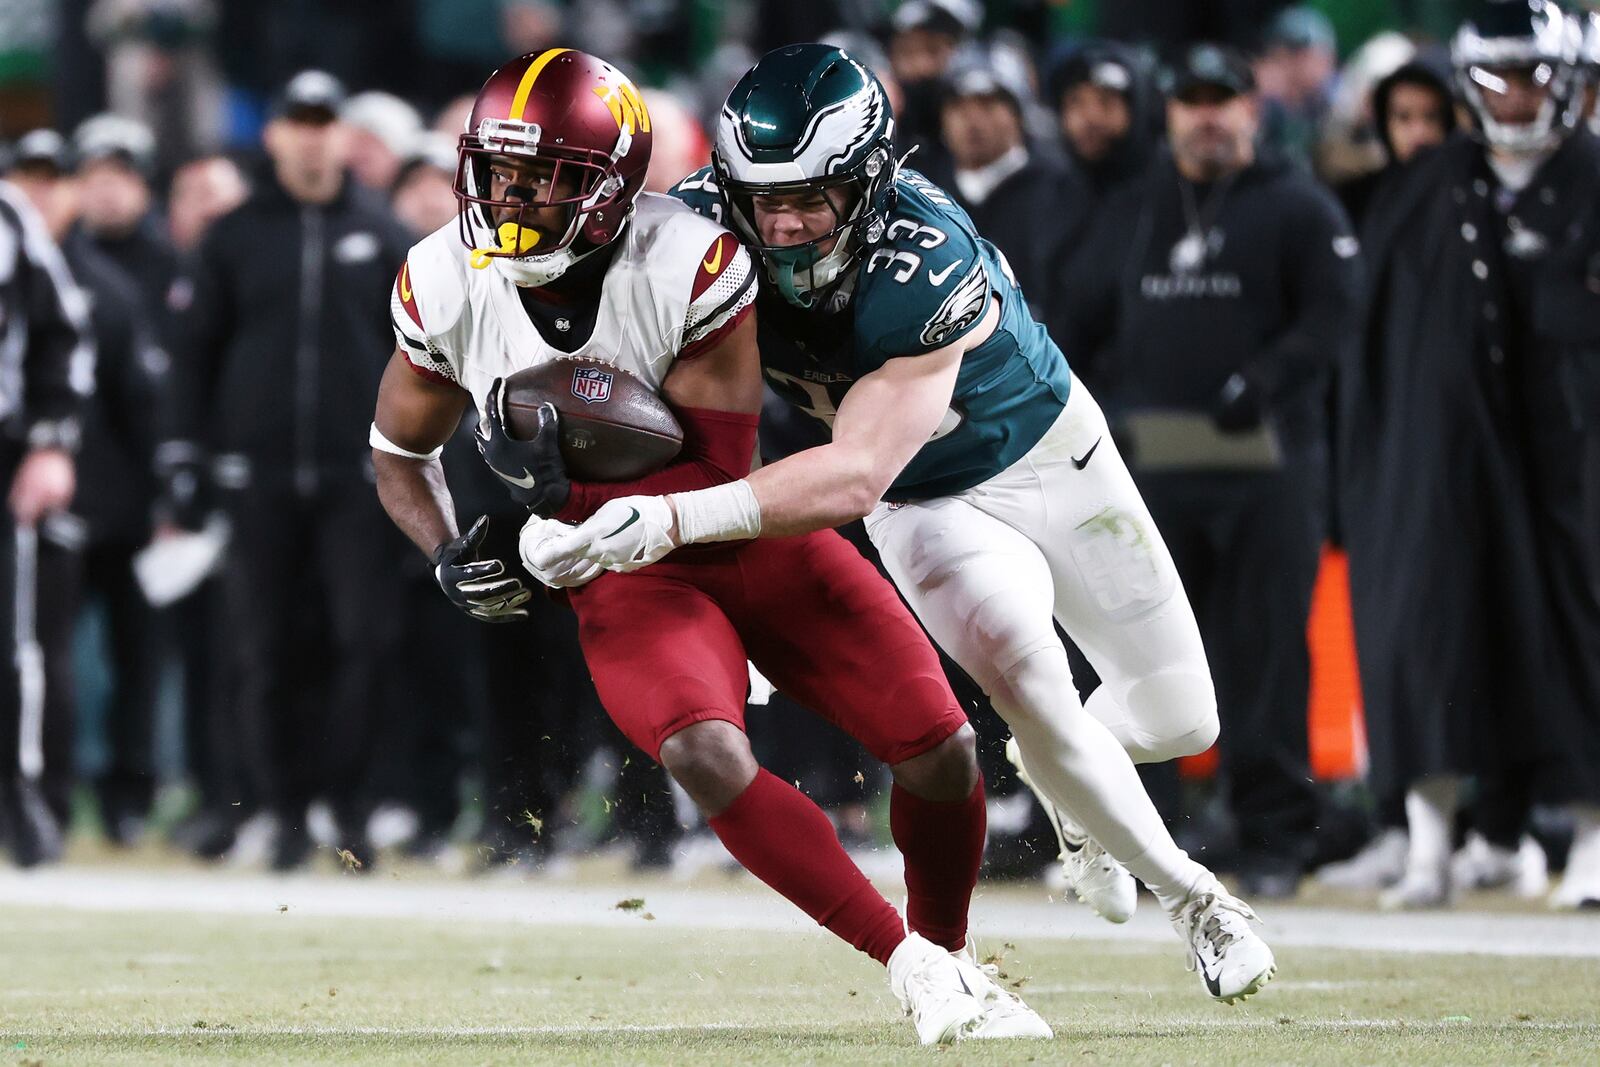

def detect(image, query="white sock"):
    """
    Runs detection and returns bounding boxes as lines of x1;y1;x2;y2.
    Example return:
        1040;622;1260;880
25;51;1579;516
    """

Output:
998;649;1210;911
1405;776;1460;869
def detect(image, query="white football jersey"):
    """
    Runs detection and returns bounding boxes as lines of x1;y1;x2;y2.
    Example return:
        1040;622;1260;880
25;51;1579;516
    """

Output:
390;192;755;412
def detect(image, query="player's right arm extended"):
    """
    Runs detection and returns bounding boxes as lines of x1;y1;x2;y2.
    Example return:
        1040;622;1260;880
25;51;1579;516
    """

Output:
738;340;966;536
727;294;998;537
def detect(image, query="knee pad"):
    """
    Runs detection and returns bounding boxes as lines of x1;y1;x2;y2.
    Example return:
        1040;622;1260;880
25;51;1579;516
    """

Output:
1122;669;1218;761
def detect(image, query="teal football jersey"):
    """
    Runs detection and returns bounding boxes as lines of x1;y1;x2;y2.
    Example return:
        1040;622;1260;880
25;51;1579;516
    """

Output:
671;166;1073;500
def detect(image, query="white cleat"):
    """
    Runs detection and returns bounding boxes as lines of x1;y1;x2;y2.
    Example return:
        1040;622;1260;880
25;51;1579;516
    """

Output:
1172;881;1277;1004
887;933;988;1045
1550;818;1600;910
1314;828;1408;891
1005;736;1137;923
951;943;1054;1040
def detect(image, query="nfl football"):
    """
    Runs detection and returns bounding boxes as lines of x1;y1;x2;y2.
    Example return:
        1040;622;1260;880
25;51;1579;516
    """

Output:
501;357;684;481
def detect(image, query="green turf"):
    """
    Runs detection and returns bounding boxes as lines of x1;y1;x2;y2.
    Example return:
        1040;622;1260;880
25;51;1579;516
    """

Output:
3;907;1598;1065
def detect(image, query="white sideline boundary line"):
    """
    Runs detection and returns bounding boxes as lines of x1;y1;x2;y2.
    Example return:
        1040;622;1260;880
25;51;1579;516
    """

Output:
28;1020;1600;1039
3;867;1600;959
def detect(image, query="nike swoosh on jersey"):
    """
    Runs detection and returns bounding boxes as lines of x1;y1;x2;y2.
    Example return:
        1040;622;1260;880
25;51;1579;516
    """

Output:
604;507;641;539
927;259;963;286
1072;437;1102;470
703;238;725;274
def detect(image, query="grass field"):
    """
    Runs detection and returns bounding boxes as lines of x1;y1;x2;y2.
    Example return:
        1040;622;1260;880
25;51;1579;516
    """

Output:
3;862;1599;1066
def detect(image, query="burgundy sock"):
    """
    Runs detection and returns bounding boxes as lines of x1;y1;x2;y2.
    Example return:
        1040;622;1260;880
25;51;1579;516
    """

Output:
708;769;906;964
891;779;986;952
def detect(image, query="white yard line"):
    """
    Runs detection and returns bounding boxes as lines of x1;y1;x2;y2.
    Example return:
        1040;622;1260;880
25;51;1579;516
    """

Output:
3;867;1599;959
33;1020;1600;1039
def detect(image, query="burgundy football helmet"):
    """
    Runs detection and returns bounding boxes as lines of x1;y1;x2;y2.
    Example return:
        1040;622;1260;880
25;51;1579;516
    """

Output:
455;48;653;282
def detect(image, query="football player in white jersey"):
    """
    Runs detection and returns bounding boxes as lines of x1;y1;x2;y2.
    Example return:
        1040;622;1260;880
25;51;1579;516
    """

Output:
367;48;1050;1045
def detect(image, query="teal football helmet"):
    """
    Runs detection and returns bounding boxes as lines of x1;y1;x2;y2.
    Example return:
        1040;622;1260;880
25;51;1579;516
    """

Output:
713;44;897;308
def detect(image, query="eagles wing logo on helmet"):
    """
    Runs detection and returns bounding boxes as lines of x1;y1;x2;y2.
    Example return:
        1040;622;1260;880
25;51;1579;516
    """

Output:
810;81;887;176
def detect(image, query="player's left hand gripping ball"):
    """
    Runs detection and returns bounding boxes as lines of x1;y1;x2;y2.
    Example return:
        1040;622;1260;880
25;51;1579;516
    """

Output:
531;495;678;574
475;377;571;516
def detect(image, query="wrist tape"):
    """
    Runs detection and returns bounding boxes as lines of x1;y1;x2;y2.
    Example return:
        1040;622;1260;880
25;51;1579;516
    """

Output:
669;480;762;545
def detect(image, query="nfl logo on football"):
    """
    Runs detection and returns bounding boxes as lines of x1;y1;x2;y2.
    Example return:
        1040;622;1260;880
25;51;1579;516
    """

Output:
570;366;613;404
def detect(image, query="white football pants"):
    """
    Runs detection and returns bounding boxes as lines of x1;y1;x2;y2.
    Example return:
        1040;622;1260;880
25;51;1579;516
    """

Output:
866;377;1218;901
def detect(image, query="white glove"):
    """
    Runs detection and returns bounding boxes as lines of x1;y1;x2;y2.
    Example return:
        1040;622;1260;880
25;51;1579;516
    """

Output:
528;495;678;575
519;514;605;589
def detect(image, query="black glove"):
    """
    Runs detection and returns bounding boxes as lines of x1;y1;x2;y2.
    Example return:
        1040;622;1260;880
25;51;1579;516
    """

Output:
432;516;532;623
475;377;571;517
1212;372;1265;434
154;441;211;531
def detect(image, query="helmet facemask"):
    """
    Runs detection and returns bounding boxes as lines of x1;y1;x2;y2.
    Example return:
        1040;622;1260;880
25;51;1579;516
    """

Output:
455;117;631;286
1453;2;1585;154
1460;59;1581;151
715;140;893;308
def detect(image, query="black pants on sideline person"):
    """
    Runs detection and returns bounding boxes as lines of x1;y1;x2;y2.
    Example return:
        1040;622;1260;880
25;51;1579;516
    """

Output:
0;446;64;866
36;518;84;830
1138;453;1326;879
219;478;405;864
82;538;164;838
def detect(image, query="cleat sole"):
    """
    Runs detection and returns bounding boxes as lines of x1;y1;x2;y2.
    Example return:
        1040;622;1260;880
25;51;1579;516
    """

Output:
1218;964;1276;1005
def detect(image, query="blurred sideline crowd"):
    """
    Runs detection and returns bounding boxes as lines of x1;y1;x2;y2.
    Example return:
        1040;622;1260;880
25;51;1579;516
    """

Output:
0;0;1598;912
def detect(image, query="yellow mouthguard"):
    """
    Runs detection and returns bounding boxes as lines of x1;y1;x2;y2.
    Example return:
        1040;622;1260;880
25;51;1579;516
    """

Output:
469;222;542;269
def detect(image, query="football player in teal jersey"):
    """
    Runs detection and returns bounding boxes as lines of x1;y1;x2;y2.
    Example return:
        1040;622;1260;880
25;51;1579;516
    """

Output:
533;44;1276;1002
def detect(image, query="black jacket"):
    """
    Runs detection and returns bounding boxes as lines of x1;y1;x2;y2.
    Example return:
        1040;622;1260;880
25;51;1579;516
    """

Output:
1338;131;1600;797
0;182;92;451
61;231;163;544
82;214;179;331
922;150;1084;325
165;172;412;494
1059;152;1361;453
